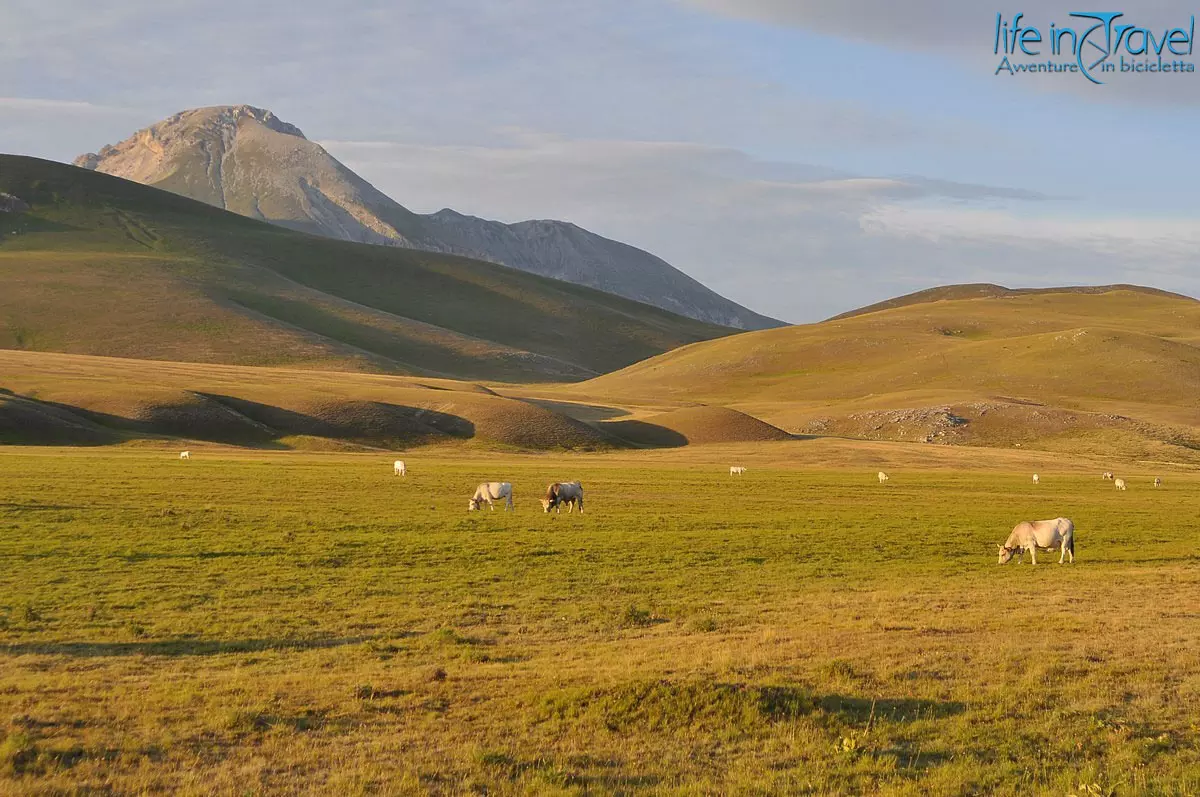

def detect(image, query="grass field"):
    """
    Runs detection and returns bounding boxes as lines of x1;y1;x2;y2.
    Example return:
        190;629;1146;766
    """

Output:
2;442;1199;794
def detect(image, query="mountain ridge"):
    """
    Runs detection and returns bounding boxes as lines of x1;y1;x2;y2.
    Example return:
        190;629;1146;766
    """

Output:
74;105;781;330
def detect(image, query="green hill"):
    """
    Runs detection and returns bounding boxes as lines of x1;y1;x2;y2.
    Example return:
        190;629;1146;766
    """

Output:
0;155;733;382
566;287;1200;459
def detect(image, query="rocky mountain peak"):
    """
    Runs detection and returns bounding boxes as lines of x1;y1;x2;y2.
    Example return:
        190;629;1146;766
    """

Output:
72;105;306;173
72;106;782;330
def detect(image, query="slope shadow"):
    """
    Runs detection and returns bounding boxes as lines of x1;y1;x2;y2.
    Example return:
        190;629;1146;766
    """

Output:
3;391;476;448
599;419;689;448
0;394;122;446
200;394;474;444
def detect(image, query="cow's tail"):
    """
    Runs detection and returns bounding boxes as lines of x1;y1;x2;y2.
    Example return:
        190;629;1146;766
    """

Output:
1067;532;1075;556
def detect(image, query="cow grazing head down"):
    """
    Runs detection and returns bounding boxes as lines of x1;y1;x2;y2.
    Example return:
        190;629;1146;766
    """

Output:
468;497;481;512
541;483;560;513
998;544;1018;564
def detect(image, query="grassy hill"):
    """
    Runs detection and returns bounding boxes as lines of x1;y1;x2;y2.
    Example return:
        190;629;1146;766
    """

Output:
563;287;1200;460
0;155;733;383
0;350;618;450
826;282;1194;321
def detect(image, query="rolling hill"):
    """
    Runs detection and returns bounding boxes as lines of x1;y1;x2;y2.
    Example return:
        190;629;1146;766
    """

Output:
74;105;781;330
0;350;615;450
562;286;1200;459
0;154;733;382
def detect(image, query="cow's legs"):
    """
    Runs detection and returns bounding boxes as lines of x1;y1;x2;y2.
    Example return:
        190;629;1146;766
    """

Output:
1059;542;1065;564
1029;546;1037;565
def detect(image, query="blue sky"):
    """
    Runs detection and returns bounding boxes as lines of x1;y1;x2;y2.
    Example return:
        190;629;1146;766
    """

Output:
2;0;1198;321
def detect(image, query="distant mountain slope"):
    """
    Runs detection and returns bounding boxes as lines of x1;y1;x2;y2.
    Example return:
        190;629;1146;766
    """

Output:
74;105;781;330
419;209;780;329
0;154;732;382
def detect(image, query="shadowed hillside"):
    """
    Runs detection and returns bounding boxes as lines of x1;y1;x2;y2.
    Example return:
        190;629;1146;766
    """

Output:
0;350;616;450
0;155;733;382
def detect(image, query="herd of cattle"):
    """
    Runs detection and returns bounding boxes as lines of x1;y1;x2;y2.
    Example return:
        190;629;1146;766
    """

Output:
177;453;1171;564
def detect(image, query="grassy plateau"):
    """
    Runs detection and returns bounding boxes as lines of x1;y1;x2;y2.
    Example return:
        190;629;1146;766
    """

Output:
2;442;1198;794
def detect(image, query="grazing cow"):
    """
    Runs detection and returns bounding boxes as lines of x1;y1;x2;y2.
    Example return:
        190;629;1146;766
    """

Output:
394;460;407;476
998;517;1075;565
468;482;513;512
1032;473;1040;485
1154;477;1163;488
1102;471;1114;480
729;466;747;476
1114;478;1127;491
877;471;890;484
179;451;190;460
541;481;584;514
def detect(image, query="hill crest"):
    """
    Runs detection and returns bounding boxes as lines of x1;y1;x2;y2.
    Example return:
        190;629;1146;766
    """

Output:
829;282;1197;321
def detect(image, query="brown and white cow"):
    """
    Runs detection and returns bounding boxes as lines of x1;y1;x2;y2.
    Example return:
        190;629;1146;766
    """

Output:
541;481;584;514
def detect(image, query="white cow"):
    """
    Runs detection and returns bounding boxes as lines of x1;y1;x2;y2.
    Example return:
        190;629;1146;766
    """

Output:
393;460;407;476
469;482;513;512
877;471;890;484
1154;477;1163;488
1114;478;1127;491
1102;471;1114;480
541;481;584;514
179;451;190;460
998;517;1075;565
1032;473;1040;485
729;466;747;476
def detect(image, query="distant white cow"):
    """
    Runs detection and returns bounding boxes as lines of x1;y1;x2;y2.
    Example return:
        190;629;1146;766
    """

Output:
1102;471;1114;480
1154;477;1163;488
1032;473;1040;485
877;471;890;484
394;460;407;476
1114;478;1127;491
998;517;1075;565
541;481;584;514
469;482;513;512
179;451;190;460
729;466;747;476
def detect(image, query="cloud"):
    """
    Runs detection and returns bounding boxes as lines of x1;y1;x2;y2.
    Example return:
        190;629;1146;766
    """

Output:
0;97;150;160
323;133;1197;322
684;0;1196;50
684;0;1200;104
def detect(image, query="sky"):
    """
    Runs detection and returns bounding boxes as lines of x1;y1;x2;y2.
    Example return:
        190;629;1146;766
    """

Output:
2;0;1199;322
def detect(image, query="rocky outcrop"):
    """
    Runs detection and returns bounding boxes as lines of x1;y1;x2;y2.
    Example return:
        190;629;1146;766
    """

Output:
0;193;29;213
75;106;781;330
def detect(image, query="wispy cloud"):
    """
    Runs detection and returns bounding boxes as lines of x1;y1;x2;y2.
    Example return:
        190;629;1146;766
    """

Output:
324;133;1196;321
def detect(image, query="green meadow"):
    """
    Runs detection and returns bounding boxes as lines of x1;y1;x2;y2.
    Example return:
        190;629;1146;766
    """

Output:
2;446;1199;794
